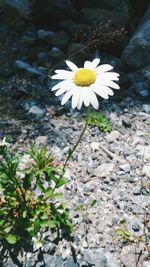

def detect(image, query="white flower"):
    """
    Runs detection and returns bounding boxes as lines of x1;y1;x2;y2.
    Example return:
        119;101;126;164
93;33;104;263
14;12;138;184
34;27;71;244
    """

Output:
51;58;120;110
32;232;43;251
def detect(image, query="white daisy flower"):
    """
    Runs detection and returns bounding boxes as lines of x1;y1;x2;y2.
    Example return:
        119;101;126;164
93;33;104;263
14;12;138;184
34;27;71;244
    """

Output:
51;58;120;110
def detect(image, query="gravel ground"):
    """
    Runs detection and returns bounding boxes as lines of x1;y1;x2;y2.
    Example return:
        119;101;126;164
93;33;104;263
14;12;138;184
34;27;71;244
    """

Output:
0;94;150;267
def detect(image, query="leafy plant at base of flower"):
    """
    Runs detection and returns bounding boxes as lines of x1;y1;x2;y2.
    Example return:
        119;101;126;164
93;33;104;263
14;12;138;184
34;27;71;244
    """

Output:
88;111;112;132
0;142;72;246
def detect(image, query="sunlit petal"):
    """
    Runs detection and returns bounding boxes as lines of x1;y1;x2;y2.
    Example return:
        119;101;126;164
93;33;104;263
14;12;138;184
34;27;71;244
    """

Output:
91;58;100;69
66;60;78;72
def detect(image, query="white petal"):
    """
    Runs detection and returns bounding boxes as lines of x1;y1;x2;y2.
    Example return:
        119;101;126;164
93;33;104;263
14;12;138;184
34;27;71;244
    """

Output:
91;58;100;69
91;85;110;99
71;90;80;109
101;80;120;89
66;60;78;72
51;80;72;91
77;91;83;110
95;64;113;73
84;61;92;68
55;87;71;96
82;87;91;106
90;91;99;109
51;71;73;80
97;72;119;82
104;87;114;96
61;89;74;105
55;70;73;75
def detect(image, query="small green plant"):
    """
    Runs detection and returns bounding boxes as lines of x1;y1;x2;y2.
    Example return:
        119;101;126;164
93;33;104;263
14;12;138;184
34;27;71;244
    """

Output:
0;140;72;246
115;220;131;241
76;199;97;212
88;111;112;132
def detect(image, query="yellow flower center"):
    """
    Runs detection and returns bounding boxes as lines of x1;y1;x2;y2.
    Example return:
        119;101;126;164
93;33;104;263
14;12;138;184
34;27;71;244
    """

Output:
74;69;96;86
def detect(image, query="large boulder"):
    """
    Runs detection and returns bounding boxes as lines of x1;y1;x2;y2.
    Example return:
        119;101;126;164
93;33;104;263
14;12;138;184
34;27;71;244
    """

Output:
121;5;150;69
0;0;29;27
5;0;29;16
78;7;132;29
30;0;76;27
72;0;131;10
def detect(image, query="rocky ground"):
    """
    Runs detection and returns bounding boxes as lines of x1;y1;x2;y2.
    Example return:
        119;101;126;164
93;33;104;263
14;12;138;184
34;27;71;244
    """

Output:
0;89;150;266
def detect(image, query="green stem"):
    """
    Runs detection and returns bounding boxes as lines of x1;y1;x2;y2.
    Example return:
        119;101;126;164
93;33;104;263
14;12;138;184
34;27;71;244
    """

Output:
62;109;90;173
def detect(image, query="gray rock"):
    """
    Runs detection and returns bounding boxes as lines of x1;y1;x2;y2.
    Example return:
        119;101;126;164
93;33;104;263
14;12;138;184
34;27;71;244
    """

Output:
120;245;148;267
122;5;150;68
83;249;107;266
119;163;130;173
140;187;150;196
131;195;150;214
83;249;119;267
50;47;64;58
130;203;140;214
133;186;141;195
142;165;150;178
3;258;18;267
37;52;49;63
52;31;71;49
134;82;149;97
105;130;120;142
82;240;88;248
22;100;37;111
79;6;132;28
15;60;45;77
136;145;150;160
65;257;79;267
142;104;150;113
31;0;76;24
35;136;48;145
25;252;38;267
43;254;63;267
37;29;53;39
91;142;100;151
132;222;140;232
36;262;44;267
126;176;135;183
95;163;114;178
143;261;150;267
28;105;44;117
112;216;119;225
6;0;29;16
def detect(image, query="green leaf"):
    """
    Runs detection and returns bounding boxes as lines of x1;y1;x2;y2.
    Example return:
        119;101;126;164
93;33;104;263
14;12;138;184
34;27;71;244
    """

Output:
22;210;27;218
56;177;67;188
40;214;49;220
52;192;62;199
6;234;17;244
27;226;35;236
91;199;97;207
37;181;45;192
115;229;124;236
124;230;131;238
40;220;57;228
41;147;46;158
34;219;41;231
119;220;126;228
45;187;53;198
88;112;112;132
